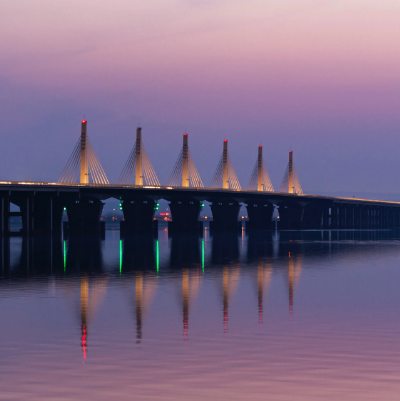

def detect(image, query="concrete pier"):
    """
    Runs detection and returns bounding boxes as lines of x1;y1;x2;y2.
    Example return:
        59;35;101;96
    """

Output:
65;198;104;237
210;200;241;231
168;199;203;233
120;198;158;236
245;201;275;230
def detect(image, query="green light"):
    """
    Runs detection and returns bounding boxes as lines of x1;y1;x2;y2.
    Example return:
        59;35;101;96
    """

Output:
119;240;122;275
202;239;204;274
156;239;159;275
63;207;67;211
201;203;205;207
154;203;159;211
63;241;66;273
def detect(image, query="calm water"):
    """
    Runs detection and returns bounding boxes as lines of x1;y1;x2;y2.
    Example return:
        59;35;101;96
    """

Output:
1;226;400;400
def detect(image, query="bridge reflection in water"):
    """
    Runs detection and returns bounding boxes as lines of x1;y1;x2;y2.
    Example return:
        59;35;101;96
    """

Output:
1;227;400;358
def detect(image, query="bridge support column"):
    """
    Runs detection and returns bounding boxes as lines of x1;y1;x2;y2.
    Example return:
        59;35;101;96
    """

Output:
395;207;400;227
65;198;104;237
31;195;53;236
342;205;347;229
278;201;326;230
19;194;34;236
52;197;64;238
277;202;304;230
0;236;10;273
32;195;64;237
0;192;10;272
371;206;377;228
0;192;10;237
245;201;274;230
363;206;370;229
389;207;394;227
209;201;241;231
365;206;370;228
344;205;354;229
321;204;332;228
6;192;64;238
381;206;387;228
168;200;203;233
331;205;339;229
303;202;326;229
337;204;346;229
120;198;158;236
355;205;363;229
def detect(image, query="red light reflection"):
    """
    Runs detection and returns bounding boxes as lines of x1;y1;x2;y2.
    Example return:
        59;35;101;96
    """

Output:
81;324;87;362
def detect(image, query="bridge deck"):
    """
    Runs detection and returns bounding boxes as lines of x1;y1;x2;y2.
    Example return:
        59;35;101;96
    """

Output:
0;180;399;206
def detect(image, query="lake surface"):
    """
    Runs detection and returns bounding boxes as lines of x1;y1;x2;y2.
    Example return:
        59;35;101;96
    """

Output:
1;226;400;400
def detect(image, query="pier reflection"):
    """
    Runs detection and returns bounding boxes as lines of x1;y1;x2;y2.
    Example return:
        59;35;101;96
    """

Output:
170;233;201;269
79;275;108;361
122;234;156;272
67;236;103;274
210;232;240;332
132;271;157;342
2;228;400;348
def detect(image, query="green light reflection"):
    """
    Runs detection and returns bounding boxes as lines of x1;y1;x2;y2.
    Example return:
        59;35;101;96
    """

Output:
202;239;205;274
156;240;159;275
119;240;122;275
63;241;66;273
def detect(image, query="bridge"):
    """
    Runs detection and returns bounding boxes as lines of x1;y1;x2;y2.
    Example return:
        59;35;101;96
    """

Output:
1;120;400;237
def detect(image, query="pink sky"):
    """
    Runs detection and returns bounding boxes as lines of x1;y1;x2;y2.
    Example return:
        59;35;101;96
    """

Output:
1;0;400;193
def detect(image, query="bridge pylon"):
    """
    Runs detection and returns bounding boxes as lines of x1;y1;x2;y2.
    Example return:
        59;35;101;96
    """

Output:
210;140;241;190
167;133;203;188
279;151;302;194
275;151;304;230
247;145;274;192
58;120;109;185
118;127;160;186
244;145;275;230
80;121;88;184
208;140;242;231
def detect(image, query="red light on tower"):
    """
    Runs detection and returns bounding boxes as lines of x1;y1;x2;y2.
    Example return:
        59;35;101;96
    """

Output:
289;150;292;153
184;133;188;136
224;139;227;142
259;145;262;148
82;120;87;123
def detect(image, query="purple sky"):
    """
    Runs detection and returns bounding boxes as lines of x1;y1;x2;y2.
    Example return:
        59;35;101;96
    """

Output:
1;0;400;195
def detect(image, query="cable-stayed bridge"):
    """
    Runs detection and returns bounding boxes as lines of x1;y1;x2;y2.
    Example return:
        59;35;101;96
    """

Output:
1;119;400;237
